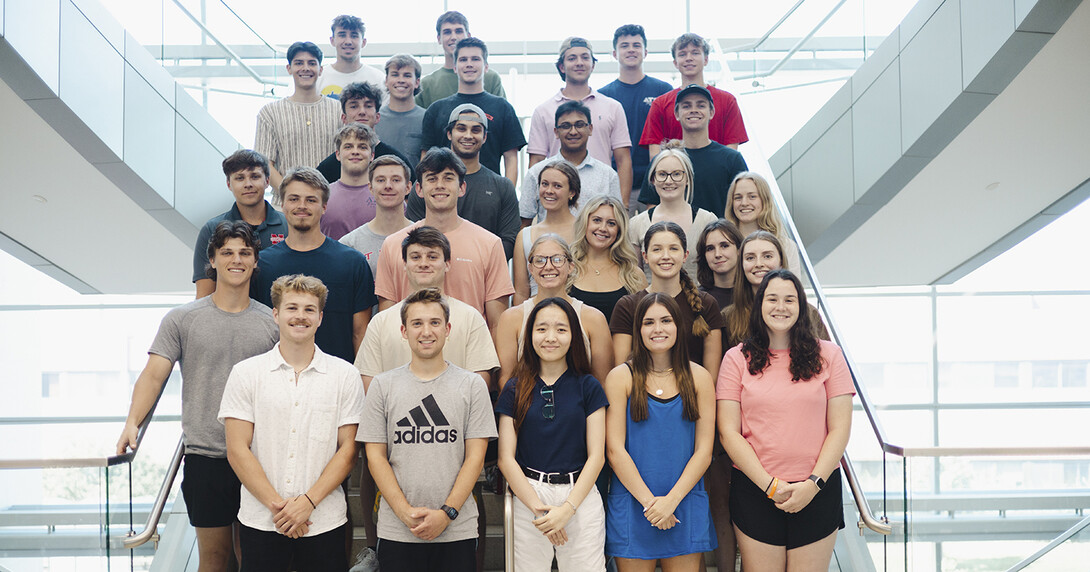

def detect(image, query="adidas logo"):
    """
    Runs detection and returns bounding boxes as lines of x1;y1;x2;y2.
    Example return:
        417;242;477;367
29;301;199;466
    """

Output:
393;395;459;444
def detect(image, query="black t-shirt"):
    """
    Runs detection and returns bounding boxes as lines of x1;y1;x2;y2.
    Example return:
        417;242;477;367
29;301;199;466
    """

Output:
420;92;527;176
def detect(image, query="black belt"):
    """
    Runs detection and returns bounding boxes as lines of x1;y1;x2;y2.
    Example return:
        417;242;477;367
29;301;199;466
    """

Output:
522;466;581;485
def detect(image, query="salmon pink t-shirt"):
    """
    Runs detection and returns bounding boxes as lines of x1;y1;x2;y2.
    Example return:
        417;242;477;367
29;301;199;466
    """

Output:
716;340;855;481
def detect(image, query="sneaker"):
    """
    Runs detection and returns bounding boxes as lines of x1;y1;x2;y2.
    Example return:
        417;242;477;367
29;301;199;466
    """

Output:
349;546;378;572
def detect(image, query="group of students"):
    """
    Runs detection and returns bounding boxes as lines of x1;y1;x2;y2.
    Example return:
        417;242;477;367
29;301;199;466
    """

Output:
110;10;858;572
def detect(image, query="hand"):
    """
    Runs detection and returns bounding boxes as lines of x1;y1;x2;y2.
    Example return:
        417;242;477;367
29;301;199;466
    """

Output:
409;508;451;541
532;503;574;538
643;496;680;530
545;527;569;546
274;496;315;537
396;506;427;530
769;479;792;505
116;423;139;455
775;480;819;513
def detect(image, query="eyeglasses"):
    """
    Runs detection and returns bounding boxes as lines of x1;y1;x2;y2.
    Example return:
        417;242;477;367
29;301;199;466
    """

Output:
530;255;569;268
556;121;589;131
653;170;686;182
540;385;555;420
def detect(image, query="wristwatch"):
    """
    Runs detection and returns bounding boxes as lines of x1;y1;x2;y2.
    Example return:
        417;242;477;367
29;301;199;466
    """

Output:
441;504;459;521
807;474;826;490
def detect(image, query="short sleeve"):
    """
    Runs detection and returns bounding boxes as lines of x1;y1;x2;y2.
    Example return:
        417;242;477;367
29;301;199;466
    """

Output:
608;169;622;201
419;105;442;154
526;105;552;157
218;364;256;424
716;347;745;401
254;107;280;169
496;181;521;260
354;318;384;376
499;103;527;153
463;311;501;372
519;166;541;219
822;342;855;399
373;235;402;302
357;376;389;443
719;94;749;145
607;102;632;150
494;378;517;417
464;375;499;440
353;255;378;312
701;292;726;329
483;238;516;301
638;96;667;147
192;222;215;283
336;366;365;427
147;309;184;364
609;293;637;336
485;71;507;99
581;374;609;415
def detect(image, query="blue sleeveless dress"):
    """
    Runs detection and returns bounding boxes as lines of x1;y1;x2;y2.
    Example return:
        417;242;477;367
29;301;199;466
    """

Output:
605;394;716;559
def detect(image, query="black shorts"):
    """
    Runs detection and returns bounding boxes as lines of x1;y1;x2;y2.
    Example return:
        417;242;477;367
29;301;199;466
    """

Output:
181;454;241;528
239;523;347;572
377;537;476;572
729;467;844;549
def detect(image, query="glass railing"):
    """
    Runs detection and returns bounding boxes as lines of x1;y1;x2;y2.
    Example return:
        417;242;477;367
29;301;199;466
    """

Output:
1012;514;1090;571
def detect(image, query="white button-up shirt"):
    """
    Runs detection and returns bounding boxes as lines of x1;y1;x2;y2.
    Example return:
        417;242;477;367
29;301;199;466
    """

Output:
219;343;364;536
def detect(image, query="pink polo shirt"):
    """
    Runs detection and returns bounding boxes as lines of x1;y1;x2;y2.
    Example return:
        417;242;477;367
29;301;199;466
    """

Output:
527;89;631;164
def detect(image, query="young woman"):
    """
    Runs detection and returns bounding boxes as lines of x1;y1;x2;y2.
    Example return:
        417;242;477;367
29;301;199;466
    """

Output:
723;231;828;348
570;196;647;323
514;162;581;305
695;219;744;311
629;143;718;281
497;297;608;571
724;172;801;275
604;293;717;570
610;222;723;377
717;269;854;572
495;234;614;386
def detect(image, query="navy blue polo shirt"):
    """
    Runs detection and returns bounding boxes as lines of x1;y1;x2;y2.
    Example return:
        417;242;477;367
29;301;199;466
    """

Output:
191;200;287;283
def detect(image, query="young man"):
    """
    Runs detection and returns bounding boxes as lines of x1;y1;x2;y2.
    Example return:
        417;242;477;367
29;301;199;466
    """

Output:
598;24;673;209
527;37;632;202
118;222;278;572
251;167;377;364
317;15;385;97
220;274;364;571
638;84;749;216
340;154;414;275
192;150;287;298
419;38;525;187
374;148;513;329
407;104;519;259
416;11;506;108
520;101;622;224
255;41;341;190
316;81;415;185
320;123;377;241
640;33;749;157
359;287;498;572
376;54;427;169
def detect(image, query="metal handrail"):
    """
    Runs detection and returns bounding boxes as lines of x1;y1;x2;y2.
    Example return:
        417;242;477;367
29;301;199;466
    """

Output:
734;0;851;80
123;437;184;549
1007;513;1090;571
841;452;890;535
721;0;807;53
169;0;277;87
504;485;515;572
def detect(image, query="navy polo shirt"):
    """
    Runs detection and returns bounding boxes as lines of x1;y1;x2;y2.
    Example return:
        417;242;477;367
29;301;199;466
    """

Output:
191;200;287;283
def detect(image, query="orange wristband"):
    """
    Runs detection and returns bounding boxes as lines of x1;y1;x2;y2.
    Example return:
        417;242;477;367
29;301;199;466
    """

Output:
766;477;779;499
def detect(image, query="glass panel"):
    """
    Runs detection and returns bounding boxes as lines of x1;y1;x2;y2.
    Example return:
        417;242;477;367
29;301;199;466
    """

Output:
1022;519;1090;571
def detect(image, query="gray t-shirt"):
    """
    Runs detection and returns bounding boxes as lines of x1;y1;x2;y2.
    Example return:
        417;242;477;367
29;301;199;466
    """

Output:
358;363;498;543
149;296;279;457
339;223;388;276
376;104;426;169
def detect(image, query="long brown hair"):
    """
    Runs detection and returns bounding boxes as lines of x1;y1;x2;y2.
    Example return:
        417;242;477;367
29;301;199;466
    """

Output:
643;221;709;337
628;293;700;423
511;298;592;432
724;231;785;346
741;269;823;380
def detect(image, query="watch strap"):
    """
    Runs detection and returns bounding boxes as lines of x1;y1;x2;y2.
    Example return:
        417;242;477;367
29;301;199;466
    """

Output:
808;474;825;490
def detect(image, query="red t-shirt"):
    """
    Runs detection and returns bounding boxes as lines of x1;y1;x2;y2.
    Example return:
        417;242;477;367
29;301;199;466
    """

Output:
639;85;749;148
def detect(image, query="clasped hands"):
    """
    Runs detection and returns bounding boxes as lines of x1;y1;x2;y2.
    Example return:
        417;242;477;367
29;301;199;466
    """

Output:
270;495;313;538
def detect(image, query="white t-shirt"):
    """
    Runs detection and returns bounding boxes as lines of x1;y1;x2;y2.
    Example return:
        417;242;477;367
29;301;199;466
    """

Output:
318;63;387;102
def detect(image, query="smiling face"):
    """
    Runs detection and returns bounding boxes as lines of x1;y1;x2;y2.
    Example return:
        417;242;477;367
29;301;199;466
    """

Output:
287;51;321;90
538;167;573;212
438;21;468;57
401;301;450;360
335;135;373;178
210;237;256;288
613;34;646;70
447;117;486;159
385;64;419;102
651;155;688;202
405;244;449;290
640;302;677;353
674;93;713;132
455;46;487;85
732;178;763;224
281;181;326;232
330;26;363;61
342;97;379;127
761;277;800;338
227;166;268;209
644;230;686;280
417;167;466;213
531;305;573;365
370;164;411;209
528;240;571;291
742;239;782;287
703;229;738;279
560;46;594;84
274;290;323;344
554;110;592;154
672;43;708;80
585;204;620;250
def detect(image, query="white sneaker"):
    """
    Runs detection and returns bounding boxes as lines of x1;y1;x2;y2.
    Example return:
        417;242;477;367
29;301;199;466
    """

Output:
348;546;378;572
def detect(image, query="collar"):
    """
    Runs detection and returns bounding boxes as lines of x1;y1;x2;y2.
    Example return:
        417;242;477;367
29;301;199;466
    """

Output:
547;153;594;170
267;342;329;375
227;200;284;232
551;88;599;103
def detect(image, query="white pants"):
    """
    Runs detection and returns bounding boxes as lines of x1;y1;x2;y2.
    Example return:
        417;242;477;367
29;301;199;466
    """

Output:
512;478;606;572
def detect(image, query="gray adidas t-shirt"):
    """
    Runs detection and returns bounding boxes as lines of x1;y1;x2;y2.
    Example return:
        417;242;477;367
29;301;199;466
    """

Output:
149;296;278;457
358;362;498;543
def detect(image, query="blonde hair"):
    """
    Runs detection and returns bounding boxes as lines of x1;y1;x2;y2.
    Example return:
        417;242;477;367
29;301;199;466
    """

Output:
270;274;329;311
725;172;784;239
529;233;577;291
571;196;644;293
648;140;694;204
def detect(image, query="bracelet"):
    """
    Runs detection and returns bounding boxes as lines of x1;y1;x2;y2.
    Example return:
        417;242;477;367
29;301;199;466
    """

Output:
564;500;577;513
763;477;775;494
303;493;316;509
766;478;779;500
